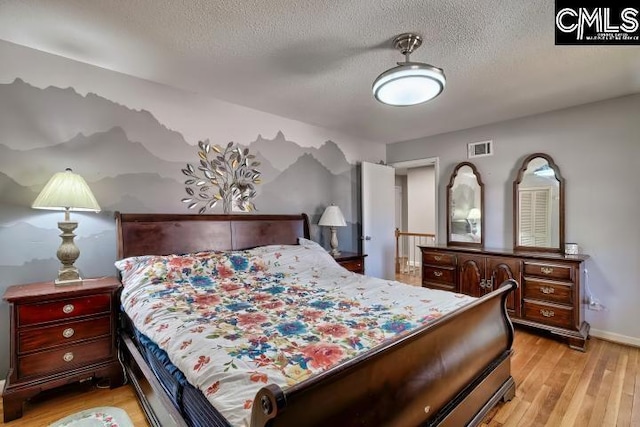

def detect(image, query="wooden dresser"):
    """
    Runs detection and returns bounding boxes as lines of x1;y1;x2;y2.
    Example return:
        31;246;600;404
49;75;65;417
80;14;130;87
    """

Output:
2;277;124;422
333;252;366;274
420;246;590;351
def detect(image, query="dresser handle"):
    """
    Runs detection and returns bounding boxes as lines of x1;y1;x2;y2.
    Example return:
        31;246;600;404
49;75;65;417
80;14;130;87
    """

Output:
62;304;75;314
63;352;74;362
433;256;442;261
62;328;75;338
540;309;555;318
433;271;443;277
480;278;494;290
540;267;554;275
540;286;555;294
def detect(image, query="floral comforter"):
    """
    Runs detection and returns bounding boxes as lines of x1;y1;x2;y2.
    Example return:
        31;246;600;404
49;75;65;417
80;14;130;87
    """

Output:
116;239;475;426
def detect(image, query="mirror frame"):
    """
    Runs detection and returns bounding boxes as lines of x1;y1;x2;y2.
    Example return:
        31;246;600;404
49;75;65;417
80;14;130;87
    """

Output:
513;153;565;253
446;162;484;248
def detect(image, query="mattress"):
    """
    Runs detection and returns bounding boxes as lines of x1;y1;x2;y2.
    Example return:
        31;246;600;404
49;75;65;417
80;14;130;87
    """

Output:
133;327;228;427
116;238;476;426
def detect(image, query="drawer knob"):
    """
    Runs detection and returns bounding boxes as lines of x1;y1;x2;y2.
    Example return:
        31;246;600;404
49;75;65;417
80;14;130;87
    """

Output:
62;304;75;314
62;328;75;338
433;256;442;261
433;270;443;277
540;286;555;294
63;352;74;362
541;267;554;275
540;309;555;318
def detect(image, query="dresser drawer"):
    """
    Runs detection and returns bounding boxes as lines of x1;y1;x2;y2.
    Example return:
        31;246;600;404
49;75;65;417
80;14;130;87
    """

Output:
422;252;456;267
523;301;573;329
523;279;572;305
423;266;456;285
18;337;112;379
18;315;111;354
339;259;364;274
18;294;111;326
523;262;572;281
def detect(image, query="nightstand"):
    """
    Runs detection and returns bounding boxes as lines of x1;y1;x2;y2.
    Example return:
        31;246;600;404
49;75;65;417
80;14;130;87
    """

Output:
334;252;367;274
2;276;124;422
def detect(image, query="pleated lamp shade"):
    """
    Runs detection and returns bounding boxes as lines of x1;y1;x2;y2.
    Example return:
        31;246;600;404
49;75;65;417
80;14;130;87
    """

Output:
32;168;101;212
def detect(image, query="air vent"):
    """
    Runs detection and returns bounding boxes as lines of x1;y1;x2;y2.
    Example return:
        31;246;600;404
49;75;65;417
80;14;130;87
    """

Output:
468;140;493;158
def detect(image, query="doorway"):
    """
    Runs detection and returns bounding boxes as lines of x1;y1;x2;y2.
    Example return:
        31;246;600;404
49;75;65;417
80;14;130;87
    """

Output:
390;157;439;284
390;157;439;238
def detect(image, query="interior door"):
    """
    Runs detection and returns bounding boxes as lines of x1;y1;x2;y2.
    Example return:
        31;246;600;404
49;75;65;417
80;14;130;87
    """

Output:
361;162;395;280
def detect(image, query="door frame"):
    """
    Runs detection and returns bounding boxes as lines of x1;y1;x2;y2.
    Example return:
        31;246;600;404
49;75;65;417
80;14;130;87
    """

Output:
389;157;440;243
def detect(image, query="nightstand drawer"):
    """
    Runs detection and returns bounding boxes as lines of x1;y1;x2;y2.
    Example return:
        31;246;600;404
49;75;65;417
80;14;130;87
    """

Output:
18;294;111;326
523;262;572;281
523;301;573;329
523;279;572;305
340;259;364;274
422;252;456;267
18;337;112;379
18;315;111;354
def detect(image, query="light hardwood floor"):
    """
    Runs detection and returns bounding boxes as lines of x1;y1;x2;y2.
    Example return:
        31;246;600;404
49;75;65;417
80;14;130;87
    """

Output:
0;380;149;426
1;330;638;426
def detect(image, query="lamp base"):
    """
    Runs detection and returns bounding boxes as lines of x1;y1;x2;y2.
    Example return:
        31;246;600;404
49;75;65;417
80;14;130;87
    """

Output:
328;226;341;257
55;275;83;287
55;220;82;286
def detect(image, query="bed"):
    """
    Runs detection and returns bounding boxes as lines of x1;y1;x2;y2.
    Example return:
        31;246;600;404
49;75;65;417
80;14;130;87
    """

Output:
115;212;516;427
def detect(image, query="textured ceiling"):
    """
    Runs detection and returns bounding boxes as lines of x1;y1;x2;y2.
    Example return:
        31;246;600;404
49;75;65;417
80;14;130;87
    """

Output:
0;0;638;144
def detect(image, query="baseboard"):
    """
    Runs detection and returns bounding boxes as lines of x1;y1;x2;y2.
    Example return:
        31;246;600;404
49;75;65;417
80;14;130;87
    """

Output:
590;328;640;348
0;379;5;396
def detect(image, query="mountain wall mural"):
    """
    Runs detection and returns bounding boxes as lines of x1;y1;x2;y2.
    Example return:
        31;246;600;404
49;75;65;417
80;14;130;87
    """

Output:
0;75;368;377
0;78;362;264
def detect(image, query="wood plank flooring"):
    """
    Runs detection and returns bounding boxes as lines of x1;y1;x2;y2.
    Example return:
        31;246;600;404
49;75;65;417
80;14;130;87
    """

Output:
1;330;638;426
480;330;640;426
0;380;149;426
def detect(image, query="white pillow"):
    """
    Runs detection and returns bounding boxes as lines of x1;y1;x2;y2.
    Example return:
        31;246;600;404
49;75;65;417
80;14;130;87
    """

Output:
298;237;325;250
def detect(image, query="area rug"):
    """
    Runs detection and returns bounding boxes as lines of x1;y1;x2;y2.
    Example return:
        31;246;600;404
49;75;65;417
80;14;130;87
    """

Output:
48;406;134;427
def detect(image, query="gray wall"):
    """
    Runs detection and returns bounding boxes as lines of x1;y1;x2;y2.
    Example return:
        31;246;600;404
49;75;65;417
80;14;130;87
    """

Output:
387;94;640;344
0;41;385;377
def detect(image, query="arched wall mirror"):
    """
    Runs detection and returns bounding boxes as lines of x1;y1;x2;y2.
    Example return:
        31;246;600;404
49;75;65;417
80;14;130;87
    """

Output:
447;162;484;247
513;153;564;253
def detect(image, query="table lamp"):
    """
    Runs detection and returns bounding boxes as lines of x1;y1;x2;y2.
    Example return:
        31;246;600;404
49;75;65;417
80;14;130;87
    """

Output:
32;168;101;285
318;204;346;256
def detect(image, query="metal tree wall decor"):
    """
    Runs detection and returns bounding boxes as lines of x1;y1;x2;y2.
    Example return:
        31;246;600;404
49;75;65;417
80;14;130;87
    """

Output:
182;141;261;214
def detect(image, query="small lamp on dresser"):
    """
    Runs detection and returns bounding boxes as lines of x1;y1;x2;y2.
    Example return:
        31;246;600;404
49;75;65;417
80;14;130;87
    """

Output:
32;168;101;286
318;204;347;256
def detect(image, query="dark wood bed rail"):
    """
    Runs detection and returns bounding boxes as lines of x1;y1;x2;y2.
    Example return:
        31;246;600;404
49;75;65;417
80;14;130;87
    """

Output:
251;280;517;427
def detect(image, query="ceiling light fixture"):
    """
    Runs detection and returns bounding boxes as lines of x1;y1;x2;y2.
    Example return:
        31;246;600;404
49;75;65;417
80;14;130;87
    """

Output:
372;33;446;106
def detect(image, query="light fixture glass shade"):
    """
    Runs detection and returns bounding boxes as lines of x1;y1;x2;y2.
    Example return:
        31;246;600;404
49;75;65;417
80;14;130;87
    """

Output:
373;63;446;106
32;168;101;212
318;205;347;227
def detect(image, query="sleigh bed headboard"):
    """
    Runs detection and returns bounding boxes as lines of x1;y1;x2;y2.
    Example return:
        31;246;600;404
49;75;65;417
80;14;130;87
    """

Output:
115;212;310;259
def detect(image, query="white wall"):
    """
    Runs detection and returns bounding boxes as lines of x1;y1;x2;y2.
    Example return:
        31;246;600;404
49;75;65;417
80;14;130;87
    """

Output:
387;94;640;344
